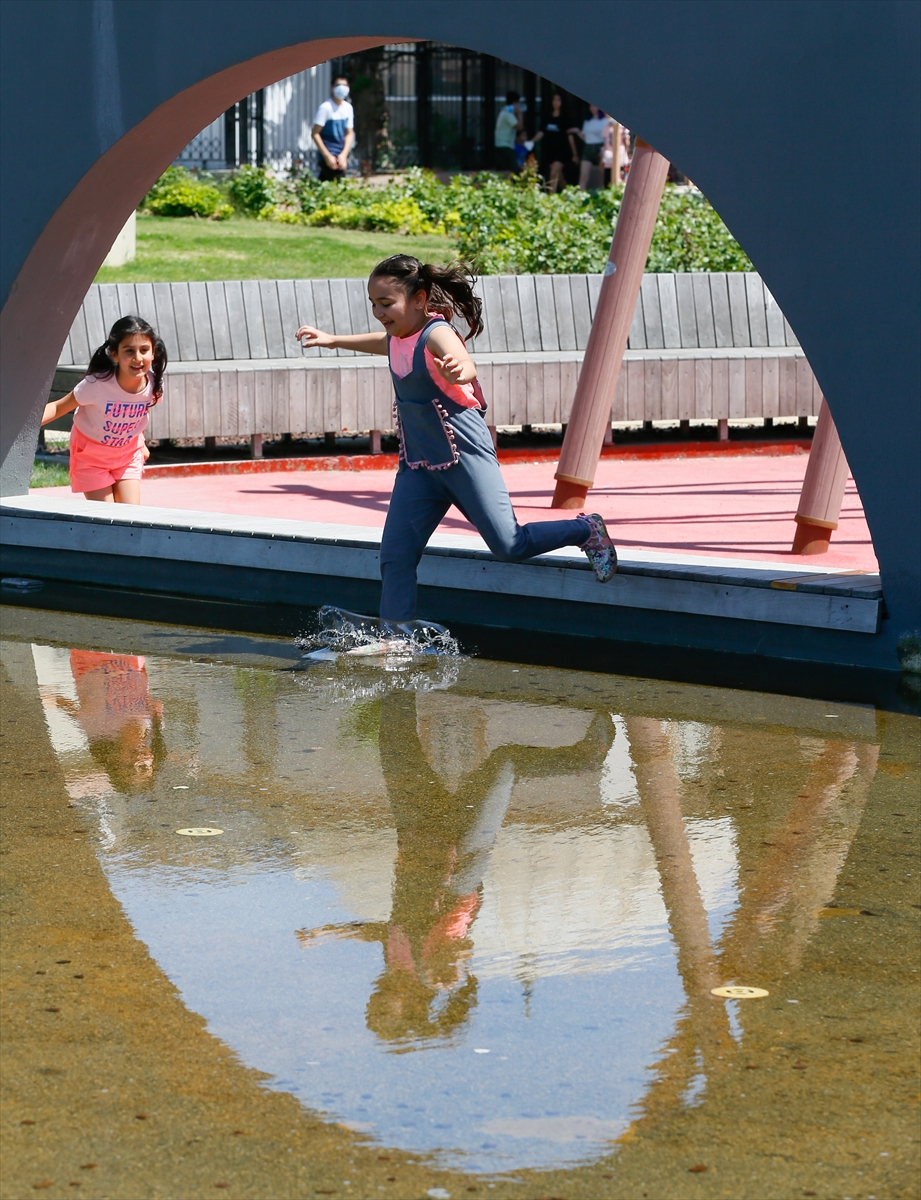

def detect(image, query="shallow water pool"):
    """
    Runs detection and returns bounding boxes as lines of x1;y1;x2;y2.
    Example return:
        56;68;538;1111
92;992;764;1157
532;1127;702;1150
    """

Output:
1;607;918;1199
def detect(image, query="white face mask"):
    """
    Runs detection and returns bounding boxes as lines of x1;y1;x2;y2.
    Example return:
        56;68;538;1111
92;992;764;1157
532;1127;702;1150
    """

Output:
333;84;349;101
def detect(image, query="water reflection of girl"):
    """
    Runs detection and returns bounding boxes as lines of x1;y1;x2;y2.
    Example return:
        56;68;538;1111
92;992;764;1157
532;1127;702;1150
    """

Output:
58;650;165;793
298;690;613;1048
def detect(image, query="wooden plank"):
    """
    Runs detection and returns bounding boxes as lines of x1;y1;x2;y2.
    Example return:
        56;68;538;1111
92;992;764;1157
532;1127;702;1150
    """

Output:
489;361;510;414
795;356;813;417
728;358;746;419
744;274;769;347
469;277;490;353
166;372;186;438
241;281;268;359
640;275;664;349
694;359;713;419
570;275;593;350
183;373;204;439
644;358;662;421
691;273;716;347
58;331;73;367
560;359;580;423
783;315;800;347
236;370;254;439
310;280;337;359
115;283;138;322
200;369;220;437
328;278;355;357
346;277;372;334
272;368;290;434
551;274;577;351
151;283;179;363
274;280;299;360
660;356;679;419
517;275;542;352
288;365;307;433
82;286;107;353
479;276;505;351
675;273;699;347
542;359;561;424
259;280;286;359
533;274;559;351
710;357;730;419
726;273;751;347
170;283;198;361
763;282;786;347
223;281;250;359
322;366;342;432
66;305;90;366
627;290;646;349
188;282;215;360
254;367;273;433
134;282;156;328
292;280;319;357
762;355;779;417
339;366;358;432
219;370;239;438
778;355;797;417
97;283;121;335
206;282;233;360
612;363;627;422
499;275;525;352
626;358;645;422
677;358;695;420
586;274;602;319
709;274;733;348
356;363;376;431
812;369;823;416
745;357;763;418
657;274;681;348
507;360;528;424
305;367;325;433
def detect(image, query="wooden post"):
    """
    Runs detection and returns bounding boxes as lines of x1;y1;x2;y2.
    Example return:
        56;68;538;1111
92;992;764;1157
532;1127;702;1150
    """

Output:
791;397;849;554
552;139;670;507
250;433;263;459
369;429;382;455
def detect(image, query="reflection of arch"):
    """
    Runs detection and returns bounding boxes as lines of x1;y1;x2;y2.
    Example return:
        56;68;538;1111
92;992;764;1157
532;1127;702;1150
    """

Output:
1;5;917;659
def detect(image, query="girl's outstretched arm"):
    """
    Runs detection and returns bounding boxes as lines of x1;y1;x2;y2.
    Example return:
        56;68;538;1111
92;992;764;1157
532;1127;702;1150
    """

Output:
295;325;387;355
41;392;78;426
427;324;477;385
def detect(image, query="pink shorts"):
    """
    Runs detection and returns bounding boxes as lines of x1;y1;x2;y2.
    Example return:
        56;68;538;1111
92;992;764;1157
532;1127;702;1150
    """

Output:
70;427;145;493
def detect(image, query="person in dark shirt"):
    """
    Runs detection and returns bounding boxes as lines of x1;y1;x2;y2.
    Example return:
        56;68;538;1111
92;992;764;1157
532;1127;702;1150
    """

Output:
533;92;573;192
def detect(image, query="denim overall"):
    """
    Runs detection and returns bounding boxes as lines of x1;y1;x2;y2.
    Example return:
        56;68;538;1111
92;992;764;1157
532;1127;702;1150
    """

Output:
380;317;590;621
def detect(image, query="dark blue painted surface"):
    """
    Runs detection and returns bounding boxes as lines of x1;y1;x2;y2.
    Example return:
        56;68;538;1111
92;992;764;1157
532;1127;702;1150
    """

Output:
1;1;918;669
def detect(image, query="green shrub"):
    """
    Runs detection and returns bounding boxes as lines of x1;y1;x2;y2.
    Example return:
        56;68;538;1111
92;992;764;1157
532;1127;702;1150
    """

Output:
31;460;70;488
142;165;231;219
228;165;278;217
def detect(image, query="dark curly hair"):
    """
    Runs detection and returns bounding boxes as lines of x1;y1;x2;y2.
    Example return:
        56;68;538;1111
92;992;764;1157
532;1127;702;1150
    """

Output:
86;314;167;400
369;255;484;342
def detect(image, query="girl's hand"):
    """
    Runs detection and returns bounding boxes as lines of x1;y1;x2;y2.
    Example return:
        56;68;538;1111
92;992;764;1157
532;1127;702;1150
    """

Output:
432;354;465;385
296;324;335;349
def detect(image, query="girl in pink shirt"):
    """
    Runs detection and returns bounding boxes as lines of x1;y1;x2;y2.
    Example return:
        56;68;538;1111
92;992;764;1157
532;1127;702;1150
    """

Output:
42;314;167;503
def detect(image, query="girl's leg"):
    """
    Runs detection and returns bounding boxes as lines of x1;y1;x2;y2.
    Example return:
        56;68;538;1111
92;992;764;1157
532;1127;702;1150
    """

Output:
579;160;592;190
379;469;451;621
445;450;590;562
112;479;141;504
549;161;564;192
83;486;115;502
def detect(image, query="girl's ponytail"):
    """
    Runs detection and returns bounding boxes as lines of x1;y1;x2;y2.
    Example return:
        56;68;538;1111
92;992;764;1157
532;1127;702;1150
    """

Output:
86;315;168;402
370;255;484;342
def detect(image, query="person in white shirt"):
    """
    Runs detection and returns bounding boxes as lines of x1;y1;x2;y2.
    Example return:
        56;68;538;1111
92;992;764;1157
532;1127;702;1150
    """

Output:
312;76;355;181
569;104;613;190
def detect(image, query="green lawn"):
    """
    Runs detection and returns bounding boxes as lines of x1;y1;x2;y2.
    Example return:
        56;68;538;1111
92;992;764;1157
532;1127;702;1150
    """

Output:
31;460;70;488
95;217;456;283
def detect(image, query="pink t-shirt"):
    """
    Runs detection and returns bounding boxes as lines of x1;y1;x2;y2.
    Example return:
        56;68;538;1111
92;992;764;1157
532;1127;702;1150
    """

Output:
389;321;481;409
72;371;155;448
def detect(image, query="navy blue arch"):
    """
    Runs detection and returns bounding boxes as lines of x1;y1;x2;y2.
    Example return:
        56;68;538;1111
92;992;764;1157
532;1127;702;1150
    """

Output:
0;1;918;668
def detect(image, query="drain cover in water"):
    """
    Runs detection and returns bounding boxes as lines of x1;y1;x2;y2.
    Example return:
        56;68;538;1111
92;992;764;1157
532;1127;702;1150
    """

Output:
711;985;769;999
176;827;223;837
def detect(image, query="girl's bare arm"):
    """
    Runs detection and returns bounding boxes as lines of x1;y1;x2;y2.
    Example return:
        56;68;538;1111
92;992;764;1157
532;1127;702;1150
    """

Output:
426;324;477;385
41;392;78;426
295;325;387;355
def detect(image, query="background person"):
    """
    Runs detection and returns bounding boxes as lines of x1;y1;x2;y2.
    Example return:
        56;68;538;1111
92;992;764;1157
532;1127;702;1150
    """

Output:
533;92;570;192
570;103;612;190
493;89;524;173
311;75;355;180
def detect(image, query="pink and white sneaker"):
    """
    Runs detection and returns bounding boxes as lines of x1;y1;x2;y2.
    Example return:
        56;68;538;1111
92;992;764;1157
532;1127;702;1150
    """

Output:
580;513;618;582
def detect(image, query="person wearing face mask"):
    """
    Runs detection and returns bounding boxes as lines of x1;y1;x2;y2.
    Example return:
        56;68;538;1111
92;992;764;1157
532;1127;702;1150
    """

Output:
493;89;525;173
312;76;355;180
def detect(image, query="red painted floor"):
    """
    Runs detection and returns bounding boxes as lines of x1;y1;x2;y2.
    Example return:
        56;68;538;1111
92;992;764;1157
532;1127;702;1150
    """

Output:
36;455;878;572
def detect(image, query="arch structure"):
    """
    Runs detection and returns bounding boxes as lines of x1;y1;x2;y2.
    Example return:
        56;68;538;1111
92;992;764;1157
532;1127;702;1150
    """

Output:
0;1;918;670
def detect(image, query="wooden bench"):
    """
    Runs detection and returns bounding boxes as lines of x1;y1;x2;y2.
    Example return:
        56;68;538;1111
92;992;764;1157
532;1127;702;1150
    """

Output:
54;273;821;452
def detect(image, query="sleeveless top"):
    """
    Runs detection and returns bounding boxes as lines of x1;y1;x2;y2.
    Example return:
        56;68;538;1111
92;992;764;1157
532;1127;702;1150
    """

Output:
388;317;488;470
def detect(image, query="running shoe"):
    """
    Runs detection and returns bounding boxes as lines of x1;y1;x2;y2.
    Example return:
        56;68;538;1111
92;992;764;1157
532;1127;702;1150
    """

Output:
580;513;618;582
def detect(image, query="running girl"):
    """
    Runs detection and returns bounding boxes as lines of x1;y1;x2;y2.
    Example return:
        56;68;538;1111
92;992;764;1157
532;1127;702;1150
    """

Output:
295;255;616;624
41;315;167;504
